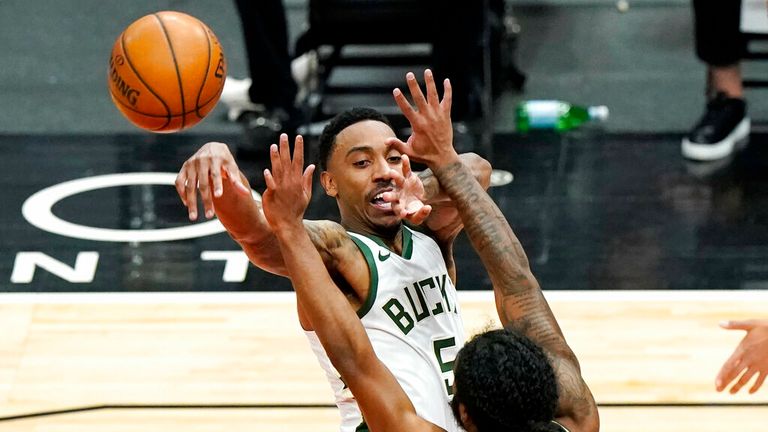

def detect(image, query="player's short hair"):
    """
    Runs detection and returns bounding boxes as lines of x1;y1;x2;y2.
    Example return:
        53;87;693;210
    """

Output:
451;329;560;432
318;107;391;171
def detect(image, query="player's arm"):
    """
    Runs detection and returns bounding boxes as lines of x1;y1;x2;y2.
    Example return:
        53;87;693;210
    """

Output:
388;70;597;430
433;160;599;432
261;136;441;432
174;139;347;277
278;227;441;432
417;152;491;242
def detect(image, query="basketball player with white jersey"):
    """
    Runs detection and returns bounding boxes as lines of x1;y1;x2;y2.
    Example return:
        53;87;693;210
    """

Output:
258;73;599;432
176;70;491;431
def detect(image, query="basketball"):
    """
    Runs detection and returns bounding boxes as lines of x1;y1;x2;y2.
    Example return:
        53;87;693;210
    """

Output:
108;11;226;133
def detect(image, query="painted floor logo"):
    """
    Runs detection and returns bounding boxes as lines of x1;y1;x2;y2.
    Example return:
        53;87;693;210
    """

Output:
22;172;261;242
11;172;261;285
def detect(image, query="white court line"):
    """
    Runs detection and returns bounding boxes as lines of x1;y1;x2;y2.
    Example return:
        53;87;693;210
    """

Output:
0;290;767;304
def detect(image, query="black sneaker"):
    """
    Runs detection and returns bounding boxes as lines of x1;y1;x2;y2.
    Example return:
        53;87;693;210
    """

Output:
682;93;750;161
237;107;305;159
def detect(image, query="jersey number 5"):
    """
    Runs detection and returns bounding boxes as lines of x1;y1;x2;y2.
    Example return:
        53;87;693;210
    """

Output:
433;337;457;396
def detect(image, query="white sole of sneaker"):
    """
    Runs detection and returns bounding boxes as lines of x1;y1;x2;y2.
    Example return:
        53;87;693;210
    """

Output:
681;117;750;161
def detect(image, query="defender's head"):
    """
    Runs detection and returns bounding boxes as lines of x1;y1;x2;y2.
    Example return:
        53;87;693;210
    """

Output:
451;329;560;432
318;108;405;235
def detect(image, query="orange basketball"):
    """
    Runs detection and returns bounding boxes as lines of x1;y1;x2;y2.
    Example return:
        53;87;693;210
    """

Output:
108;11;226;133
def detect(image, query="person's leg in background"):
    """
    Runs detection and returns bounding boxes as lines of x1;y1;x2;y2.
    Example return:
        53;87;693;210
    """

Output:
682;0;749;162
223;0;300;134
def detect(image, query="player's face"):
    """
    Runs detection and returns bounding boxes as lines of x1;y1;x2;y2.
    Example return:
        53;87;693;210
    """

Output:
322;120;405;233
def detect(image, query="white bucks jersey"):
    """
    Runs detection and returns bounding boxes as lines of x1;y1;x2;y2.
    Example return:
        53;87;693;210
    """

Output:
305;226;465;432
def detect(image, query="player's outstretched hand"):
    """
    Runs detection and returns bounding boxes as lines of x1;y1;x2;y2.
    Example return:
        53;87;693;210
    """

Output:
176;142;251;221
716;319;768;394
388;69;459;170
261;134;315;231
382;154;432;225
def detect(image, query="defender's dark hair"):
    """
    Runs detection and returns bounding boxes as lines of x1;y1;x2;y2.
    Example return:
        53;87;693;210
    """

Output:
317;107;391;171
451;329;560;432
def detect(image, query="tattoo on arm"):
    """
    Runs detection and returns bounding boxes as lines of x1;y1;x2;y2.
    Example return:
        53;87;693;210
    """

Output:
551;357;598;424
418;153;491;204
418;168;443;203
433;161;537;299
304;220;348;264
433;161;596;424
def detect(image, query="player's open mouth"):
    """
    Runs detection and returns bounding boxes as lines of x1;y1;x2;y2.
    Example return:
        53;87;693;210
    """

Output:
369;189;393;211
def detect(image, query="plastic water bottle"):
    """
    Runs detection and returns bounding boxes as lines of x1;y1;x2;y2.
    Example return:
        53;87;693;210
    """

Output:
515;100;609;132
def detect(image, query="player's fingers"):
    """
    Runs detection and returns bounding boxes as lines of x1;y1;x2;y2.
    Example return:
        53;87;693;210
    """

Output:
210;158;224;198
730;367;758;394
401;154;413;178
175;170;188;206
393;88;417;123
225;165;250;196
440;78;453;113
424;69;439;107
716;352;744;391
388;168;406;188
196;161;215;219
303;164;316;197
269;144;282;179
263;169;276;191
184;170;199;221
406;72;428;112
279;133;291;171
411;204;432;225
381;191;399;203
750;372;767;394
386;137;412;157
294;135;305;174
721;320;758;331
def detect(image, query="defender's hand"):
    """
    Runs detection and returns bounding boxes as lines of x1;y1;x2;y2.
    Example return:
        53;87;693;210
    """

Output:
716;319;768;394
175;142;251;221
382;155;432;225
388;69;459;169
262;134;315;230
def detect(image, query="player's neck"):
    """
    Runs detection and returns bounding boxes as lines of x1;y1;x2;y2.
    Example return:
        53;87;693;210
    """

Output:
343;220;404;253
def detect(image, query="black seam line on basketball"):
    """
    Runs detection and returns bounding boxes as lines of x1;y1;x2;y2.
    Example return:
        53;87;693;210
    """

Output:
0;404;337;422
198;84;224;112
154;13;185;130
120;29;172;130
109;95;212;118
108;92;179;133
194;18;211;119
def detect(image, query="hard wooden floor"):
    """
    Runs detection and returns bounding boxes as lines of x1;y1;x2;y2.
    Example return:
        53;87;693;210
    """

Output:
2;407;768;432
1;290;767;430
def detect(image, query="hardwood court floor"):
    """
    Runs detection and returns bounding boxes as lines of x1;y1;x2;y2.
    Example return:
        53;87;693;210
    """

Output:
1;290;767;431
1;407;768;432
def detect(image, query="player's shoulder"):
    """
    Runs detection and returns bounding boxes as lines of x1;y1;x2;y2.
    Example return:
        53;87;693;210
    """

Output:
303;219;352;251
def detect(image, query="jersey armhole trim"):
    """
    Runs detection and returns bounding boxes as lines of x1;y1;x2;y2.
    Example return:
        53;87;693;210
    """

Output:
402;226;414;259
349;235;379;318
355;419;369;432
